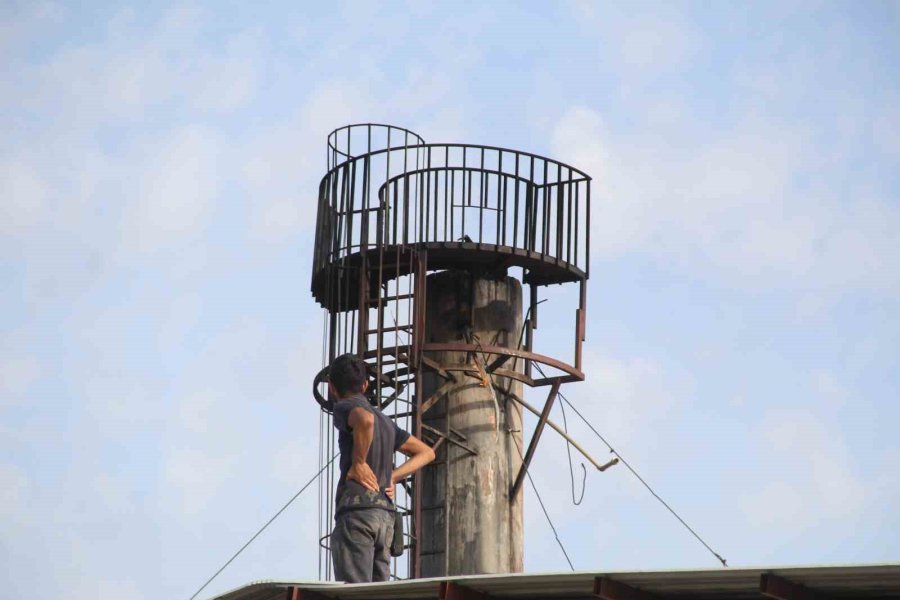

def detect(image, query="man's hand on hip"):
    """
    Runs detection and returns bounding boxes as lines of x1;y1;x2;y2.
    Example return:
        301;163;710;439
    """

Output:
347;461;379;492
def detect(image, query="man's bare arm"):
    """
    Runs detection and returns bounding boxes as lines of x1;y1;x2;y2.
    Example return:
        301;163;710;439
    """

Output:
391;435;436;484
346;407;378;491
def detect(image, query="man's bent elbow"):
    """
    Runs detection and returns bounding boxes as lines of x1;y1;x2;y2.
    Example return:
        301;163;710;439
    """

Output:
423;446;436;464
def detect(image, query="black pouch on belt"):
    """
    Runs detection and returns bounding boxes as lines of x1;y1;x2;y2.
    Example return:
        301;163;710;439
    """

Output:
390;511;404;557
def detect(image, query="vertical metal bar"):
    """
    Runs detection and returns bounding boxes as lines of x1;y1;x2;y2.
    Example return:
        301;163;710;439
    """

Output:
412;250;428;579
566;175;573;265
513;154;520;250
358;158;370;355
393;179;399;246
575;280;586;371
339;166;351;359
444;148;450;241
468;171;474;221
426;148;432;242
418;169;425;245
542;160;549;257
433;169;439;242
500;176;508;249
450;165;456;242
443;379;450;576
478;147;485;243
525;283;536;377
586;178;591;277
556;164;564;263
461;150;467;238
496;151;503;247
404;173;410;246
574;180;580;271
528;157;535;252
379;128;392;399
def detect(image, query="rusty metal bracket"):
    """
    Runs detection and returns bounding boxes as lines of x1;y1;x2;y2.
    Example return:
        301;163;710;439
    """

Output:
422;423;477;456
439;581;490;600
420;354;455;381
761;573;819;600
594;577;657;600
510;379;561;499
496;383;618;473
419;377;463;416
285;586;330;600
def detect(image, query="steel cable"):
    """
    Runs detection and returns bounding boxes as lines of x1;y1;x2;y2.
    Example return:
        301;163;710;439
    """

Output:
510;430;575;571
188;453;338;600
530;361;728;568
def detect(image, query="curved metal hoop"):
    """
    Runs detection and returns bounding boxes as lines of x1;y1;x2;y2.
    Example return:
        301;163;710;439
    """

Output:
326;123;426;170
312;343;584;413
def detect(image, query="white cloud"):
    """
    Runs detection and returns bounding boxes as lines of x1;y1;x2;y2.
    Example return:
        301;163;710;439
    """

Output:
0;461;30;518
570;3;699;79
0;355;41;408
271;437;316;487
10;5;259;131
812;370;847;408
176;390;219;434
190;30;261;114
0;160;48;238
575;350;677;444
550;106;900;297
71;578;145;600
163;445;238;517
613;13;698;75
873;99;900;158
739;409;868;530
521;348;683;541
90;473;138;518
156;292;203;350
241;79;375;242
121;126;220;255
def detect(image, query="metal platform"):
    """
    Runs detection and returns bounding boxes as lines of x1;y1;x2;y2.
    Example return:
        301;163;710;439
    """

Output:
213;563;900;600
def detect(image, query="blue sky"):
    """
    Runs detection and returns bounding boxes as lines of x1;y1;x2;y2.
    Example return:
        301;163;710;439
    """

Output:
2;1;899;598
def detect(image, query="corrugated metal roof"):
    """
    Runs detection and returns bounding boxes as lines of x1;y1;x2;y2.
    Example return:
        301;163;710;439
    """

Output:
212;564;900;600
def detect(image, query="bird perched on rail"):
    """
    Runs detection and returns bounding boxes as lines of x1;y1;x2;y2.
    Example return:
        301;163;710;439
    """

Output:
458;234;474;243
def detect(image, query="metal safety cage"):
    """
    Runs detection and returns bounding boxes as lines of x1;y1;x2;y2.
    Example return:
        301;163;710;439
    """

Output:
312;123;592;581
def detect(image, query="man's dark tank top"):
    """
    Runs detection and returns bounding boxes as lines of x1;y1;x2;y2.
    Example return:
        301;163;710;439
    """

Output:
332;394;410;516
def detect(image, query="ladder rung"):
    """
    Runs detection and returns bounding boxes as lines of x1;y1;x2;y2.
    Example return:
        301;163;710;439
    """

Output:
368;293;414;305
385;411;414;419
374;358;406;366
366;325;412;334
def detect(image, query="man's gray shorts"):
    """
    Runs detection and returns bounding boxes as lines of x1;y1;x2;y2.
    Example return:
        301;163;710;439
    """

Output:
331;508;394;583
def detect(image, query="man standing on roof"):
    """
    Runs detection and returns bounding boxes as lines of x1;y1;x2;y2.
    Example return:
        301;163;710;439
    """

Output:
328;353;435;583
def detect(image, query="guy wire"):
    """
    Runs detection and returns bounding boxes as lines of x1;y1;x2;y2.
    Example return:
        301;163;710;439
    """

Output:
510;430;575;571
530;360;728;568
188;454;339;600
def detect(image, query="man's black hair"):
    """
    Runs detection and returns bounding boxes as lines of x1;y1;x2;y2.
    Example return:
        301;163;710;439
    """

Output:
329;353;368;398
